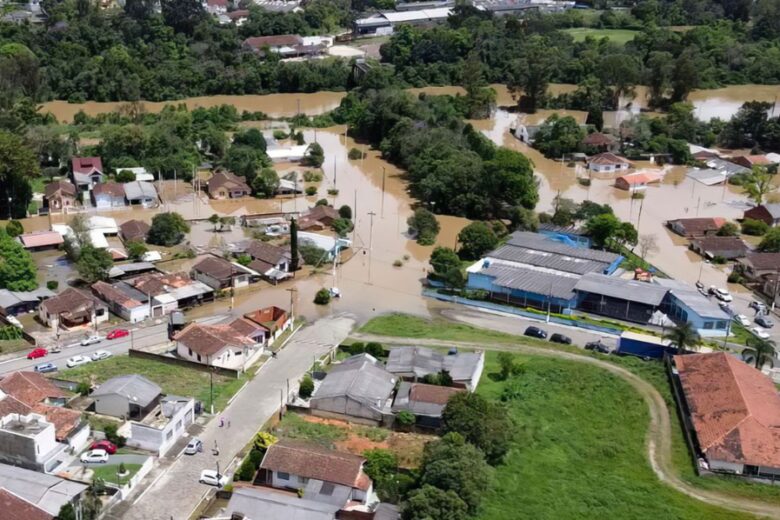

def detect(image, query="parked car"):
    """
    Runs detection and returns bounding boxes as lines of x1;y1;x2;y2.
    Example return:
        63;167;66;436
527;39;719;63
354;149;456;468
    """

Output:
695;281;704;291
755;315;774;329
585;341;610;354
750;301;767;312
734;314;751;327
524;326;547;339
549;333;572;345
90;440;117;454
33;362;57;374
199;469;228;487
80;449;108;464
26;348;47;360
713;287;733;302
91;350;112;361
106;329;129;340
718;302;733;315
49;345;61;354
184;438;203;455
752;327;771;340
80;335;101;346
66;355;92;368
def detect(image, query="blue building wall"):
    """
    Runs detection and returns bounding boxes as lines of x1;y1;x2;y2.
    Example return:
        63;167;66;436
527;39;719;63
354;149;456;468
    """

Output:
467;272;577;312
662;293;728;337
604;256;624;275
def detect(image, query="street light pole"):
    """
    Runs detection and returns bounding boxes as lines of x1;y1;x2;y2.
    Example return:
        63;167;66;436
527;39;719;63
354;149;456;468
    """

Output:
367;211;376;284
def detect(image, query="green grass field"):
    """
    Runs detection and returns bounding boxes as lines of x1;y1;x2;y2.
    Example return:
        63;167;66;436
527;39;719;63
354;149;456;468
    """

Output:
61;356;249;411
475;353;754;519
564;28;640;44
91;463;142;487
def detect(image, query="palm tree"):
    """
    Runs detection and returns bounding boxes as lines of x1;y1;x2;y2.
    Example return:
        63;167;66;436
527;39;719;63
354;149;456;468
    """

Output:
744;337;776;369
664;322;700;351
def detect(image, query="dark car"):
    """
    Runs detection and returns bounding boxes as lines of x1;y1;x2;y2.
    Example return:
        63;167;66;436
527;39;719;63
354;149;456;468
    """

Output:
755;315;774;328
585;341;610;354
549;333;572;345
524;326;547;339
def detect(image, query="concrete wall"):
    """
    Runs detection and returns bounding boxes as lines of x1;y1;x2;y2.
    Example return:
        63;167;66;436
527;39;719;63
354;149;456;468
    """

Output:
310;396;382;424
94;393;130;418
193;271;224;290
0;415;58;469
127;399;194;456
67;423;91;451
710;460;744;474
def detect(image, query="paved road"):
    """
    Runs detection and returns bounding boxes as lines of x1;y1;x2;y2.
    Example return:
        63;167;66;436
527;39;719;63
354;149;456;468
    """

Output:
356;328;780;519
112;315;355;520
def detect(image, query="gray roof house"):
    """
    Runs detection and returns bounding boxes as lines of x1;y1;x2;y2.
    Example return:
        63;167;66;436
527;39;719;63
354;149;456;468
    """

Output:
0;287;55;316
91;375;162;420
0;462;87;516
123;181;158;208
224;485;341;520
309;354;396;425
385;347;485;392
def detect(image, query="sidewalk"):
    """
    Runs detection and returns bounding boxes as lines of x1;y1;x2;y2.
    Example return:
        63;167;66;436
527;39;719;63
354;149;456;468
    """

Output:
113;315;354;520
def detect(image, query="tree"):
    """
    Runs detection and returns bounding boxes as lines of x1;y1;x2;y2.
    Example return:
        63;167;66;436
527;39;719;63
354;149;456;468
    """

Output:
396;410;415;427
363;448;398;484
302;142;324;168
57;503;77;520
497;352;522;380
290;217;299;272
252;168;279;198
429;247;460;276
314;288;331;305
76;245;113;284
742;218;769;236
638;234;659;259
5;220;23;237
743;166;777;205
63;214;91;261
208;213;220;231
331;218;353;237
759;228;780;252
161;0;206;34
510;206;539;231
457;222;498;260
224;146;267;184
338;205;352;220
744;337;776;369
717;222;740;237
585;213;635;250
232;128;267;152
402;485;468;520
116;170;136;183
127;241;148;261
598;54;640;109
441;392;512;464
147;212;190;246
0;131;40;219
508;35;557;113
407;208;440;245
663;322;700;350
0;228;36;291
298;374;314;399
532;114;585;159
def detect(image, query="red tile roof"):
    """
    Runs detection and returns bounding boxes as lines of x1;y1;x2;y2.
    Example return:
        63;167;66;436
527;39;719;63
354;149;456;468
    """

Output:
207;171;251;194
244;306;288;333
92;281;143;309
261;441;371;490
44;180;77;199
40;287;105;316
616;171;662;186
32;403;82;440
675;353;780;468
408;383;464;405
588;152;632;166
0;372;67;406
93;182;125;198
0;489;52;520
174;323;254;356
18;231;64;249
668;217;725;235
582;132;616;147
119;219;150;242
71;157;103;175
243;35;303;50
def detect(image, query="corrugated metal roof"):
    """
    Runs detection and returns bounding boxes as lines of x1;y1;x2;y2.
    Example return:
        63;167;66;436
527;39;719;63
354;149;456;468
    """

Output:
481;263;580;300
92;375;161;407
653;279;729;320
312;354;395;412
123;181;157;200
574;273;668;306
505;231;620;263
226;486;339;520
489;244;607;275
0;463;87;515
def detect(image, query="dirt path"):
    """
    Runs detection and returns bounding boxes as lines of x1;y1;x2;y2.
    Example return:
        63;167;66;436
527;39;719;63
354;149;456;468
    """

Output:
351;332;780;519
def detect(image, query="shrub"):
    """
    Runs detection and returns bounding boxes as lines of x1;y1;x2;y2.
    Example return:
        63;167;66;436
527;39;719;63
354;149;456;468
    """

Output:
578;177;591;186
343;342;365;355
315;198;329;207
305;186;317;196
393;259;403;267
303;171;322;182
236;254;251;266
348;147;365;160
727;272;743;283
407;208;440;245
396;410;415;427
327;188;339;196
331;218;352;236
104;424;127;448
716;222;740;236
5;220;23;237
365;342;384;358
273;130;287;140
299;375;314;399
299;244;328;265
118;462;127;475
236;449;264;481
363;448;398;483
314;288;331;305
0;326;22;340
712;255;726;264
742;218;768;236
116;170;136;183
338;205;352;220
76;382;91;396
46;280;58;291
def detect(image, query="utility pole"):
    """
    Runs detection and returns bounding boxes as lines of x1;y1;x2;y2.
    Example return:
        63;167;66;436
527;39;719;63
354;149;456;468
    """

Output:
286;287;297;324
367;211;376;283
279;388;284;420
333;156;337;187
353;189;358;243
381;167;386;218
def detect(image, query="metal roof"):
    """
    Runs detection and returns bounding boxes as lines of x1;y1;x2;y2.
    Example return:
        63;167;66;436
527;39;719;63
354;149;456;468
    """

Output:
653;279;730;320
505;231;620;263
385;347;483;383
0;463;87;515
123;181;157;200
92;374;161;407
574;273;668;306
489;244;608;275
480;262;580;300
312;354;396;413
226;486;339;520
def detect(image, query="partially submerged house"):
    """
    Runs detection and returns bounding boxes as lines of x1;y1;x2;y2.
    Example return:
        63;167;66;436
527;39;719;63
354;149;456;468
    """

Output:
91;280;153;322
43;181;77;213
385;347;484;391
735;252;780;283
91;375;162;420
582;132;618;152
730;155;772;169
667;217;726;238
17;231;63;251
743;204;780;227
92;182;126;209
123;181;158;208
119;219;151;243
690;236;748;260
71;157;104;192
244;240;298;282
586;152;632;174
310;354;396;425
38;288;108;330
614;171;662;191
298;205;340;230
207;171;251;199
192;255;255;290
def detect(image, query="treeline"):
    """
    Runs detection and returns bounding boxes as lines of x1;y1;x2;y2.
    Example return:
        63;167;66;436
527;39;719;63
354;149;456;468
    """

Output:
332;88;537;218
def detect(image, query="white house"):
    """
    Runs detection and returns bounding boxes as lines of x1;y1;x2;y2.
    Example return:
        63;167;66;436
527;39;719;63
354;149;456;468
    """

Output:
127;396;195;456
92;182;127;209
586;152;633;174
174;322;256;369
0;413;61;471
123;181;158;208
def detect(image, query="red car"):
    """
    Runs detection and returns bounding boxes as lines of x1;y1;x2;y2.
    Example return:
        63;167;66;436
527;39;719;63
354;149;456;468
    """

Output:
106;329;129;340
27;348;48;360
90;440;117;454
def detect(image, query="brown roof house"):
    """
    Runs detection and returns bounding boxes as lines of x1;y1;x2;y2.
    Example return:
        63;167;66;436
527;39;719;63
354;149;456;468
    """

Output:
743;204;780;227
586;152;632;174
391;382;465;428
241;305;291;347
298;205;340;230
240;35;324;59
244;240;300;282
614;171;662;192
667;217;726;238
17;230;64;251
672;352;780;479
259;441;375;507
71;157;104;191
174;322;257;369
730;155;772;169
92;181;126;209
43;181;77;213
735;252;780;282
0;488;52;520
38;287;108;330
690;236;748;261
119;219;151;243
582;132;618;152
192;255;254;290
207;171;251;199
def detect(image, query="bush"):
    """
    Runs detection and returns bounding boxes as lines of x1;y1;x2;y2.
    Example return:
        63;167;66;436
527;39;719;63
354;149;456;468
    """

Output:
314;288;331;305
407;208;440;245
716;222;740;236
76;382;91;396
115;170;136;183
299;375;314;399
305;186;317;196
338;205;352;220
348;147;365;160
303;171;322;182
46;280;58;291
104;424;127;448
327;188;339;196
727;272;743;283
363;448;398;483
273;130;287;140
118;462;127;475
5;220;23;237
396;410;415;427
236;449;264;481
315;198;329;207
365;342;384;358
712;255;726;264
0;326;22;340
393;259;403;267
331;218;352;237
742;218;769;236
299;244;328;265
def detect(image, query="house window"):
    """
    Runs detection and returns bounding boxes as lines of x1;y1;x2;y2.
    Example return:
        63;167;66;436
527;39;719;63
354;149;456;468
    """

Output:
176;419;182;430
189;348;193;356
716;321;727;329
703;321;714;329
277;472;290;480
166;430;173;440
197;354;201;362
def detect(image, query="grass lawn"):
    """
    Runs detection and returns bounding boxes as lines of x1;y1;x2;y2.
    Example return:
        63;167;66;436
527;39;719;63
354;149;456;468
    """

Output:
563;27;640;44
85;414;122;434
0;339;34;356
475;352;754;519
60;356;249;411
91;463;142;487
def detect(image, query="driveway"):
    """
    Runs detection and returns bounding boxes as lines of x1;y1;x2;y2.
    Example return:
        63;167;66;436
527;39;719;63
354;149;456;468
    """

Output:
75;454;150;467
112;315;355;520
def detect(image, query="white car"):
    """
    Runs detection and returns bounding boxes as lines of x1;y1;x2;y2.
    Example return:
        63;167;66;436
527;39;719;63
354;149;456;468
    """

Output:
80;335;101;346
66;355;92;368
199;469;228;487
80;449;108;464
91;350;112;361
752;327;771;340
714;288;733;302
734;314;751;327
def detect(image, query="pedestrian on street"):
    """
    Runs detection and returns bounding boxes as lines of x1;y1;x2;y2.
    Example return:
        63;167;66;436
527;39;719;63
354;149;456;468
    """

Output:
228;418;231;428
219;417;224;427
